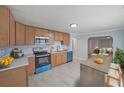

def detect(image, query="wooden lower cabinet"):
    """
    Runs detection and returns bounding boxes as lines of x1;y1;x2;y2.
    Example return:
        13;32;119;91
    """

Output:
56;53;62;65
51;53;57;67
27;56;35;75
61;51;67;64
51;51;67;67
0;66;28;87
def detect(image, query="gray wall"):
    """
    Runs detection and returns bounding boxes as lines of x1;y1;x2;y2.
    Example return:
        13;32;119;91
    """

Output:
73;28;124;60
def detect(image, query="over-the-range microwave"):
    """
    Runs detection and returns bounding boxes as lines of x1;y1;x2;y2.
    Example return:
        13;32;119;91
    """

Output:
35;36;49;44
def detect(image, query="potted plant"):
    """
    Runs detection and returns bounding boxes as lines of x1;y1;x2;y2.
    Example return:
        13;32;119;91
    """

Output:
114;48;124;68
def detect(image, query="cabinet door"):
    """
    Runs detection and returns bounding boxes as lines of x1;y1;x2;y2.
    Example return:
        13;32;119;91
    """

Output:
54;32;63;41
48;31;54;44
63;33;70;45
9;12;15;46
25;26;35;45
62;51;67;64
15;22;26;45
58;32;63;41
27;56;35;74
51;53;57;67
54;32;59;41
35;28;48;37
56;53;62;65
0;6;10;47
0;66;28;87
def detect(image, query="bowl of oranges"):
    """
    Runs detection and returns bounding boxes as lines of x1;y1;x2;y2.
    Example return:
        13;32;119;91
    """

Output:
0;56;14;68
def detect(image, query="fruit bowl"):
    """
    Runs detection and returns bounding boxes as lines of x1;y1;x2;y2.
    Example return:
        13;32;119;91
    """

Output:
0;56;14;69
94;58;104;64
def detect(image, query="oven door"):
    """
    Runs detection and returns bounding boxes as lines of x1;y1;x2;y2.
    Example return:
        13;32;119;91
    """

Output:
35;55;51;68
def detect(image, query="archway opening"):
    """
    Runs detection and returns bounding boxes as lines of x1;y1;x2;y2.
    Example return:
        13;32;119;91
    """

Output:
88;36;113;59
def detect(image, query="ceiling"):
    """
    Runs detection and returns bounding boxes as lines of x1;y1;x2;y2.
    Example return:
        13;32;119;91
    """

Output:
8;5;124;34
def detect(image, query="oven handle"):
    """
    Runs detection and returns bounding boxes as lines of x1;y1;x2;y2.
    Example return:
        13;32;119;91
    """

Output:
35;55;50;58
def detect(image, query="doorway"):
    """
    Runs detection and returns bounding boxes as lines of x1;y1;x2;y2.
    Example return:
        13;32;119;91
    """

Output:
88;36;113;58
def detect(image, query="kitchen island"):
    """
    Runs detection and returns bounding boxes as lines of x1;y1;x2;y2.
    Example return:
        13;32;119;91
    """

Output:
80;56;112;87
0;56;29;87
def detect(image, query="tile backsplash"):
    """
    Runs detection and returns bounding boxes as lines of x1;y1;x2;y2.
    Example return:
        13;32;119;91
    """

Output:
0;43;71;58
0;48;10;58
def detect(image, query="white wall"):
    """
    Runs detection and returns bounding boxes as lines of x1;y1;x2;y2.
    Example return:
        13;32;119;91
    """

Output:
72;28;124;60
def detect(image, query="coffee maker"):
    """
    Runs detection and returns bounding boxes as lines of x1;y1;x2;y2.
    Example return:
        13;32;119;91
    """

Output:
10;48;24;59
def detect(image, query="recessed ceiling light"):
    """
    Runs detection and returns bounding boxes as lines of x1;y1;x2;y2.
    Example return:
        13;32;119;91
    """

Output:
106;36;111;39
70;23;78;28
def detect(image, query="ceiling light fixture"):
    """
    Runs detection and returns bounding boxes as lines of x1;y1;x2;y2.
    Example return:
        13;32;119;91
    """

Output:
70;23;78;28
106;36;111;39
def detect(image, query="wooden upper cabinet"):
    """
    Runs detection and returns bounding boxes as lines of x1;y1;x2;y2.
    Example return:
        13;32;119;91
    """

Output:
54;32;63;41
63;33;70;45
0;6;10;47
54;32;59;41
35;28;48;37
15;22;26;45
48;31;54;44
25;26;35;45
9;12;15;46
58;32;63;41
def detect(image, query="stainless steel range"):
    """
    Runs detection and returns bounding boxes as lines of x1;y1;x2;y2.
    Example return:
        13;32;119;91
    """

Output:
33;49;51;74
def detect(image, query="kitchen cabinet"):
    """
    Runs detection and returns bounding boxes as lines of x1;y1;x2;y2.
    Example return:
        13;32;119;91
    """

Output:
56;53;62;65
51;53;57;67
54;32;63;41
63;33;70;45
51;51;67;67
15;22;26;45
35;28;48;37
25;26;35;45
48;31;55;44
27;56;35;75
54;32;70;45
54;32;59;41
9;12;15;46
0;6;10;47
0;66;28;87
61;51;67;64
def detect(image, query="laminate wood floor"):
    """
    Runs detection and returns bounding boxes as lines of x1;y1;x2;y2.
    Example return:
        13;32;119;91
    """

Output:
28;58;124;87
28;60;80;87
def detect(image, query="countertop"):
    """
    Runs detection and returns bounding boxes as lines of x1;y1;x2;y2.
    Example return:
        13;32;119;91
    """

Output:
51;50;68;54
0;54;35;72
80;56;112;73
0;50;70;72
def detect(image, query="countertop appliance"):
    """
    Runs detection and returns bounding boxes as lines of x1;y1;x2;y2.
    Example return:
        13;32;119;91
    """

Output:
10;48;24;59
67;51;73;62
33;50;51;74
